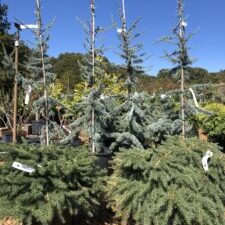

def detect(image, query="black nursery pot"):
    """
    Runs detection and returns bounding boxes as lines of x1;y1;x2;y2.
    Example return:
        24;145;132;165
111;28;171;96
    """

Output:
2;130;25;143
32;120;45;135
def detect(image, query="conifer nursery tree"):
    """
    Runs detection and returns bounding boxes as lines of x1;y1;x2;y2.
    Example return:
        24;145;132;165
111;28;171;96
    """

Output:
0;3;10;35
161;0;193;139
108;0;150;151
33;0;55;145
61;0;112;153
20;0;58;145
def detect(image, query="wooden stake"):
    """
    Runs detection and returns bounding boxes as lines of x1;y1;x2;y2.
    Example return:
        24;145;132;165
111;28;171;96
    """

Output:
90;0;96;153
12;30;19;143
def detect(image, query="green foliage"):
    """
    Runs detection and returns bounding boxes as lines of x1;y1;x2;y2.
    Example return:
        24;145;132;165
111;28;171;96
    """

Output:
50;53;225;96
195;103;225;149
108;92;181;152
108;137;225;225
115;16;145;98
108;7;151;151
60;1;112;153
20;46;58;134
0;3;10;35
157;67;212;84
51;53;83;91
0;144;105;225
109;93;150;151
0;42;32;128
160;0;193;75
0;3;30;94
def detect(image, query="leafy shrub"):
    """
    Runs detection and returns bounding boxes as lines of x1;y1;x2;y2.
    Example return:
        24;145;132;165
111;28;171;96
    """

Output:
196;103;225;149
108;137;225;225
0;144;105;225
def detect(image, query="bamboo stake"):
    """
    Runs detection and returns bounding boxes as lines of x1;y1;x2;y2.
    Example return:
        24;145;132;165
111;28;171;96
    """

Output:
12;29;19;143
178;0;185;139
121;0;132;100
90;0;96;153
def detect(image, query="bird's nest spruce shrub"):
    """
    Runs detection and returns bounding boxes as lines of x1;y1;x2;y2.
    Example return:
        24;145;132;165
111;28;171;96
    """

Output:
0;144;105;225
108;136;225;225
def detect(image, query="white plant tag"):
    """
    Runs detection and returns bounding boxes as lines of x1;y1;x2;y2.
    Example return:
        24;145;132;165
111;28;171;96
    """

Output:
15;40;19;47
189;88;199;108
100;94;106;100
202;151;213;171
117;28;123;33
160;94;167;99
62;125;72;134
20;24;38;30
12;162;35;174
117;28;126;34
25;85;32;105
181;21;188;27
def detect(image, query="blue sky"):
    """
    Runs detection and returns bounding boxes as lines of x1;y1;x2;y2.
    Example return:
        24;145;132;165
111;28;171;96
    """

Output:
4;0;225;75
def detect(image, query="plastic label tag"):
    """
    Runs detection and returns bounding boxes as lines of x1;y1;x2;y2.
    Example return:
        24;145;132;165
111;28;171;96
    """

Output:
20;24;38;30
117;28;126;34
25;85;32;105
181;21;188;27
15;40;19;47
12;162;35;174
202;151;213;171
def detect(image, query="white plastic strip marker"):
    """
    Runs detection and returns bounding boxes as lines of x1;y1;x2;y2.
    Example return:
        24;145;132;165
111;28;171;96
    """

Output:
20;24;38;30
12;162;35;174
25;85;33;105
202;151;213;171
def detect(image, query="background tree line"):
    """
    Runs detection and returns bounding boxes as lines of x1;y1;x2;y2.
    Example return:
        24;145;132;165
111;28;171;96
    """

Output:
51;52;225;93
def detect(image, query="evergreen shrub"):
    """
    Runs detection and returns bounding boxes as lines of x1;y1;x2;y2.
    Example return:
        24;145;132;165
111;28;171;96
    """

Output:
195;103;225;150
108;137;225;225
0;144;105;225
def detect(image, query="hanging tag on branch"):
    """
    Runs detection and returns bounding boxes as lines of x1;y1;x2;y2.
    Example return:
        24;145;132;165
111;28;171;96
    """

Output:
15;40;19;47
117;28;126;34
160;94;167;99
117;28;123;33
181;20;188;27
25;85;33;105
12;162;35;174
62;125;72;134
100;94;106;100
202;151;213;171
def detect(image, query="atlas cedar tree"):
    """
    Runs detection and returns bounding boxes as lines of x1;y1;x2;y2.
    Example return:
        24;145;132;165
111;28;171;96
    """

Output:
61;0;111;153
20;0;57;145
161;0;193;139
0;2;10;35
107;0;149;151
35;0;50;145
